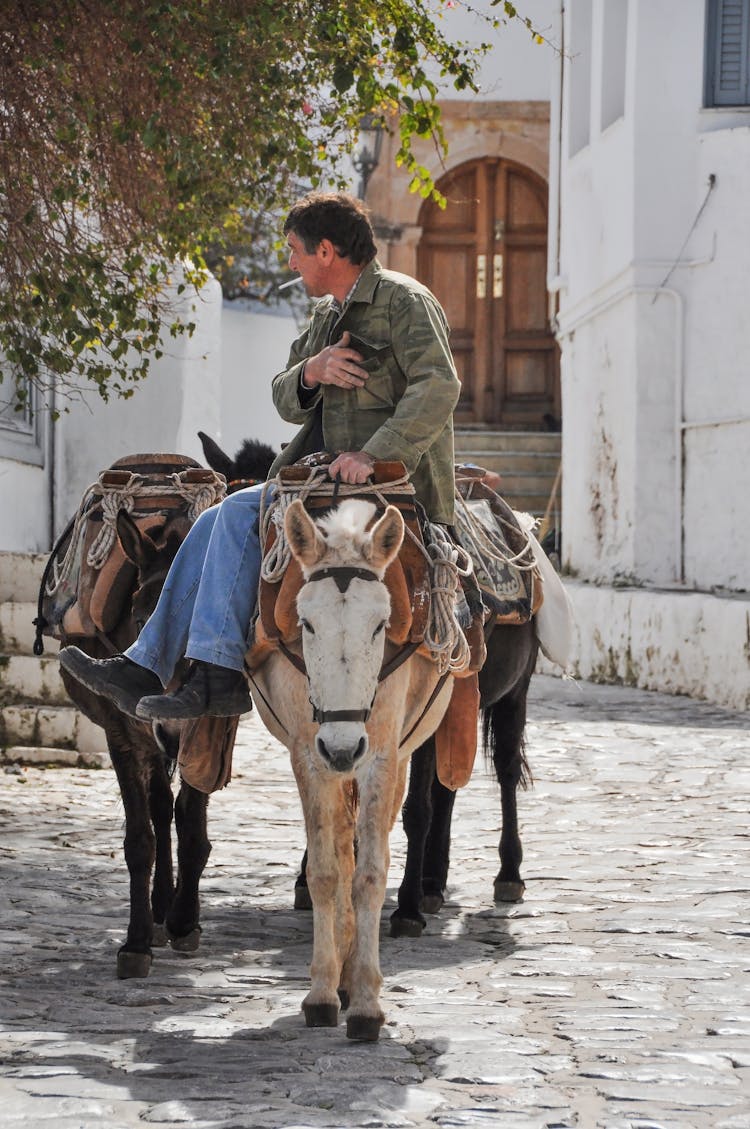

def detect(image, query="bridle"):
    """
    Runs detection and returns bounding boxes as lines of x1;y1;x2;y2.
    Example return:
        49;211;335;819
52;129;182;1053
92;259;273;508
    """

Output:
248;562;448;741
227;477;260;493
132;567;172;630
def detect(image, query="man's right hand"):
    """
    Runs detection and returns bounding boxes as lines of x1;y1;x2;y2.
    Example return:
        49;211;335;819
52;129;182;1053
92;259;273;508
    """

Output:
301;331;369;391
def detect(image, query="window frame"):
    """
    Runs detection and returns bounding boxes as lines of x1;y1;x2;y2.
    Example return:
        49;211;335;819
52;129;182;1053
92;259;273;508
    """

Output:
705;0;750;107
0;378;45;466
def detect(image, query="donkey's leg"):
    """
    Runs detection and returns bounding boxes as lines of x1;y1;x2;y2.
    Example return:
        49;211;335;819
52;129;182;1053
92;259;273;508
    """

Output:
148;761;175;947
293;760;348;1028
420;771;457;914
487;689;531;903
331;785;357;1012
108;732;157;979
167;782;211;951
347;767;399;1041
390;738;435;937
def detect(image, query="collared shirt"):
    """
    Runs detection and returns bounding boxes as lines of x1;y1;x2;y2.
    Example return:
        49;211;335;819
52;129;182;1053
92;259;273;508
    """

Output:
270;259;461;523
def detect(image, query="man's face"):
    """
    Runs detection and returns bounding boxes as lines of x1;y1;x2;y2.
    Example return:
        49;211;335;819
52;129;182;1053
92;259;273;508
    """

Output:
287;232;327;297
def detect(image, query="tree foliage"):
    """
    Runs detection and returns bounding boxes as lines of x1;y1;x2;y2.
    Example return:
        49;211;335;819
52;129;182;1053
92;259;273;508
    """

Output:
0;0;531;410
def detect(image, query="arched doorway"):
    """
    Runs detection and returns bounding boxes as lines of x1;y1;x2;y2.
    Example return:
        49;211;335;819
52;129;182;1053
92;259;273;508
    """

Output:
417;158;560;429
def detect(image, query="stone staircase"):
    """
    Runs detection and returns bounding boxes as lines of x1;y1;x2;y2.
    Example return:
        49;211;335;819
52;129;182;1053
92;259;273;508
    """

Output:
0;552;107;767
454;429;562;526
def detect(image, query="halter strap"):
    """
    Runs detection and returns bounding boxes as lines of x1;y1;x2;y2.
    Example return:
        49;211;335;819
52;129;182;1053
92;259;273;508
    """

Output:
307;565;379;593
277;564;419;726
312;704;373;724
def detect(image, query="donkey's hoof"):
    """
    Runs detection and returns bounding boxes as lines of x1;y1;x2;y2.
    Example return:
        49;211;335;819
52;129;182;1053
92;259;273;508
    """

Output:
389;912;425;938
494;878;525;903
168;926;201;952
346;1014;383;1042
303;1002;339;1028
337;988;350;1011
117;949;152;979
294;885;313;911
152;922;168;947
420;892;444;915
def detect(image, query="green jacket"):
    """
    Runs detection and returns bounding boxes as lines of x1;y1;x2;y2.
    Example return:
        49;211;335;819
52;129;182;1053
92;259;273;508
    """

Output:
269;259;461;523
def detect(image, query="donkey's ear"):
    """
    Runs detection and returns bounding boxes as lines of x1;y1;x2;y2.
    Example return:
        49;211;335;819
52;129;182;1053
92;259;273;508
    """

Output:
198;431;234;481
285;499;326;569
367;505;404;572
116;510;157;570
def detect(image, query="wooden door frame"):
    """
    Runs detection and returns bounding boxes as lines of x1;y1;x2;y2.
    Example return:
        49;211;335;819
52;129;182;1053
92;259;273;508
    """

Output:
417;155;560;429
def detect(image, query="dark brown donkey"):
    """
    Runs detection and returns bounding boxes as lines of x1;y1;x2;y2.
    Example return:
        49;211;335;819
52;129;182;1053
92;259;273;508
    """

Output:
37;445;276;979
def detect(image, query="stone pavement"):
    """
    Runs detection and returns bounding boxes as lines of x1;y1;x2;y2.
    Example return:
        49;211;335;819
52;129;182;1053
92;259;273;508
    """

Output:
1;674;749;1129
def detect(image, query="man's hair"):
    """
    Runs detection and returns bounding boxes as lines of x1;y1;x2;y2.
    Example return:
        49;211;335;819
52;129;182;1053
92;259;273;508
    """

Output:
284;192;377;266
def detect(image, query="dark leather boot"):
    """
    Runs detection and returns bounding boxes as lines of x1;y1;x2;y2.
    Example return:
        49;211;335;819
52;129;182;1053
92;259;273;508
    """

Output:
135;661;252;721
58;647;163;719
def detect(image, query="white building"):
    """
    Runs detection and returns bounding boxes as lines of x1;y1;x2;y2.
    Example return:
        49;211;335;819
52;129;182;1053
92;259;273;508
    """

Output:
554;0;749;708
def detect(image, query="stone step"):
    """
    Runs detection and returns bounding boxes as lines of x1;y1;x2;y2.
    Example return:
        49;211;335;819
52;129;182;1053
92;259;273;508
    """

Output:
457;450;560;474
504;493;559;518
455;431;562;519
1;703;107;756
2;745;108;769
486;471;559;497
0;653;70;706
0;551;49;603
455;430;561;455
0;601;59;656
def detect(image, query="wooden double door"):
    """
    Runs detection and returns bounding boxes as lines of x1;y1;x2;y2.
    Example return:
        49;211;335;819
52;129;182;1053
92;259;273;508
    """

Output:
417;158;560;429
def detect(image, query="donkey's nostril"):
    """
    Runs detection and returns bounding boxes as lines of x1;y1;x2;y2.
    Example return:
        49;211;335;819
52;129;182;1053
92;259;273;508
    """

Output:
316;737;331;764
353;735;367;762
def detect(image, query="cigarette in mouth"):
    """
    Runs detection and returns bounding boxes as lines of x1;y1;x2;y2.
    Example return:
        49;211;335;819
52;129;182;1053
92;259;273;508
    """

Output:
278;277;304;291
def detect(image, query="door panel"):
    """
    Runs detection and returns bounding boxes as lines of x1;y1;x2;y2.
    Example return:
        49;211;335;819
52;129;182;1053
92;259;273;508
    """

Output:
418;158;560;428
506;247;548;332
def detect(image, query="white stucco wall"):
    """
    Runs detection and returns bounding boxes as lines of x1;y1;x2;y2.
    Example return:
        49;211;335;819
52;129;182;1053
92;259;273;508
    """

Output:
539;581;750;712
0;459;49;551
552;0;749;707
218;303;298;460
50;274;223;538
558;0;748;594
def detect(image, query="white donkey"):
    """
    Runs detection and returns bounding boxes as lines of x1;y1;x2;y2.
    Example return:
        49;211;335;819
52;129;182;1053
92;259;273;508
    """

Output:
250;497;454;1041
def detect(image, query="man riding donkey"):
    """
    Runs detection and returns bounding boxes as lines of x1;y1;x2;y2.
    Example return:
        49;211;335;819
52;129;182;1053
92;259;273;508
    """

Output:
59;192;463;717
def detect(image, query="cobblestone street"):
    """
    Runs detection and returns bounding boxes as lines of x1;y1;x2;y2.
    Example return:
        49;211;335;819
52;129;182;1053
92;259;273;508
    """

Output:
1;674;749;1129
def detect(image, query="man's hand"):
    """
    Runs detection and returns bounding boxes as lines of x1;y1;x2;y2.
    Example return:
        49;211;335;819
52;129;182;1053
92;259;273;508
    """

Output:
329;450;375;484
302;330;369;391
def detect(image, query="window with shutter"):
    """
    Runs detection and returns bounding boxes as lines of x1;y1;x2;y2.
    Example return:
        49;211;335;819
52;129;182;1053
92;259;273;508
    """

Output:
706;0;750;106
0;377;45;465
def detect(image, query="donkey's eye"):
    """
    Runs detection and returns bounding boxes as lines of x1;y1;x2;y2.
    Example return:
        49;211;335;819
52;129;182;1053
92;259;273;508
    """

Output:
372;621;386;640
301;619;315;635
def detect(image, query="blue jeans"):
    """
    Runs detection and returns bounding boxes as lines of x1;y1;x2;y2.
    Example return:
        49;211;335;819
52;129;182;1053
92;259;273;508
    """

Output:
126;483;267;683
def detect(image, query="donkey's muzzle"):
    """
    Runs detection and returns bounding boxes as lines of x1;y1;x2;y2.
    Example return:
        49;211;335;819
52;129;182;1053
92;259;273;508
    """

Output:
316;732;368;774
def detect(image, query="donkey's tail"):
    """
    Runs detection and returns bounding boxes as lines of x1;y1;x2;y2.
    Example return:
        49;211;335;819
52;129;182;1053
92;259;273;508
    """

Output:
482;696;533;790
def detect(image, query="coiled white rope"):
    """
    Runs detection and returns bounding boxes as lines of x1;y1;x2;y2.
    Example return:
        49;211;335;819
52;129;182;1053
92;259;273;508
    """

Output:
423;523;473;675
454;493;538;574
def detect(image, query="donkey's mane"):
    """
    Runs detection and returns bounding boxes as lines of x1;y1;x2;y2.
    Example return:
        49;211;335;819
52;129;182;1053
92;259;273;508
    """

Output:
315;500;377;559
